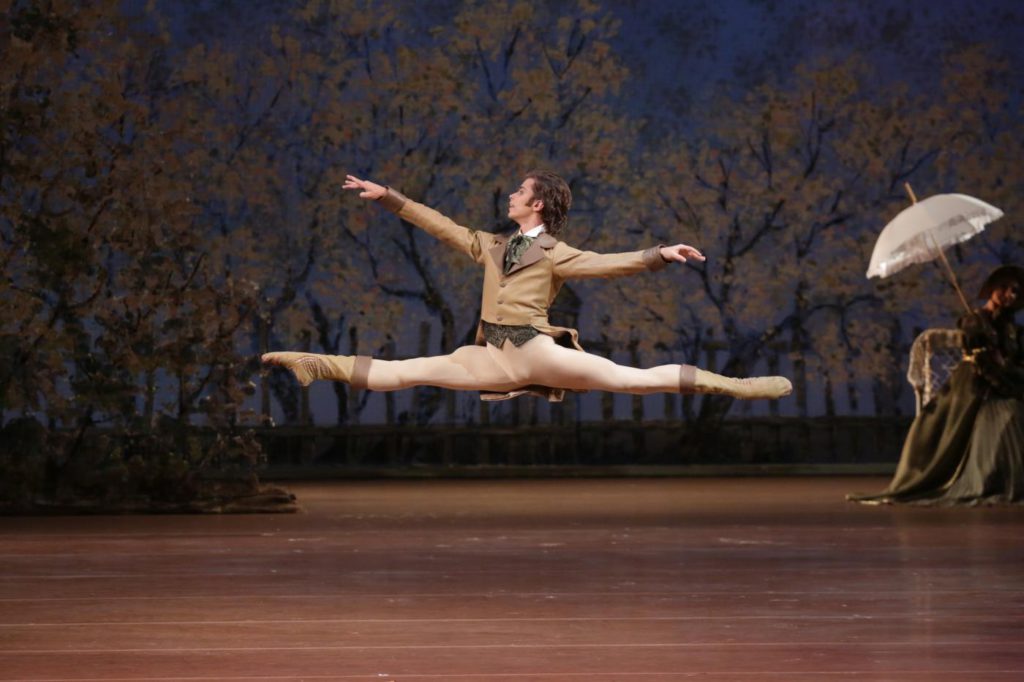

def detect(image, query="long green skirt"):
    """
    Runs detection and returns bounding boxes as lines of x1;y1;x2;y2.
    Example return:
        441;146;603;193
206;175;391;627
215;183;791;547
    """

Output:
849;363;1024;505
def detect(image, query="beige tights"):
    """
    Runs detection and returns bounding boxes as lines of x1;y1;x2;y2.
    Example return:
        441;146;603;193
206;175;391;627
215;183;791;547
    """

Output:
366;334;680;394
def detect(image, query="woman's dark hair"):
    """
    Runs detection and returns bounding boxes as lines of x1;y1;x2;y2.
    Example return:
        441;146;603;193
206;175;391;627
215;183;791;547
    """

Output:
974;264;1024;299
525;169;571;236
979;265;1024;309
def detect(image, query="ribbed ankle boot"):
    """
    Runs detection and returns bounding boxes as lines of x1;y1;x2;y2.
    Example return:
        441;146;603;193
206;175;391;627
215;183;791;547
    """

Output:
679;365;792;400
261;352;371;388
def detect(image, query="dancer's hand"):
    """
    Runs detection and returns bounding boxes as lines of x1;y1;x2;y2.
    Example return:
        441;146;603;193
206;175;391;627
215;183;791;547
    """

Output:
660;244;705;264
343;175;387;200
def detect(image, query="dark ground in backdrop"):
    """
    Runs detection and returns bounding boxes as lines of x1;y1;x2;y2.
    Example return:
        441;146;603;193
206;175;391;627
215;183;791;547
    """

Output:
258;416;911;477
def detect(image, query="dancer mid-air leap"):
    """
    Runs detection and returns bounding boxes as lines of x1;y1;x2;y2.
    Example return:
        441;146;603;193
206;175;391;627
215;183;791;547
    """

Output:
263;171;792;402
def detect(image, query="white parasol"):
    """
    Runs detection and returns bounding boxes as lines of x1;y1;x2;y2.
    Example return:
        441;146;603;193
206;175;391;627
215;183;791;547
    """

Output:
866;184;1004;310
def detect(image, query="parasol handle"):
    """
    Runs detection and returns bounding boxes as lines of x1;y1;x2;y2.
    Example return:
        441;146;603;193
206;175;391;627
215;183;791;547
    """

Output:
908;182;971;313
927;233;973;314
904;182;918;204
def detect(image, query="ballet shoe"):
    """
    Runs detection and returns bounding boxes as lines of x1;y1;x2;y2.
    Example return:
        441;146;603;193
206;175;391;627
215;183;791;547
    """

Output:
689;368;792;400
261;352;361;387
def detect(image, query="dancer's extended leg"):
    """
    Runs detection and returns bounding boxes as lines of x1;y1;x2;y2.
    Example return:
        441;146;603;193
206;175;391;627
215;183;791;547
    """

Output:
364;345;520;392
499;335;791;399
264;336;791;399
496;335;678;393
263;346;521;393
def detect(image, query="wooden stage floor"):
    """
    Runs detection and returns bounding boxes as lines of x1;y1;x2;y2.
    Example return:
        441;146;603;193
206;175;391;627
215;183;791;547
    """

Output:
1;476;1023;680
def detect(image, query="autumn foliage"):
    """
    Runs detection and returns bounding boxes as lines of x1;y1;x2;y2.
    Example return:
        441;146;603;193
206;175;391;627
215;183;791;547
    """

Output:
1;1;1022;504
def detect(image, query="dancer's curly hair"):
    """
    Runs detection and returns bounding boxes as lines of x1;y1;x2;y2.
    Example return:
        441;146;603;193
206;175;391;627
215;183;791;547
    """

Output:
525;169;572;236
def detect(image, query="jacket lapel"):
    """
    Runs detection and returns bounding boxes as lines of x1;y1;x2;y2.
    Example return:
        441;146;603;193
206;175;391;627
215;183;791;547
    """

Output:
488;235;508;272
505;233;556;275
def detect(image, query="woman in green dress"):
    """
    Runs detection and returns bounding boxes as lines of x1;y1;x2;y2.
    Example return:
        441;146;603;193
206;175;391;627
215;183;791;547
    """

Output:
850;265;1024;505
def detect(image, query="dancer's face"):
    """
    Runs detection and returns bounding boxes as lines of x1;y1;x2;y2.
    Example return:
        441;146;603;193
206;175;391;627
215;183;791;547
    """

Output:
508;178;543;225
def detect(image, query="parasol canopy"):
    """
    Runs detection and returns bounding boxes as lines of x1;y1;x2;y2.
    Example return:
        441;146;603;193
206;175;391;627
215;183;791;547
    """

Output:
866;193;1003;279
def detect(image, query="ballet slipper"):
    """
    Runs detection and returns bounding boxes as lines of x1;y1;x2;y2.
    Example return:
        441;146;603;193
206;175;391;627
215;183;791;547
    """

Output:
679;365;792;400
261;352;371;388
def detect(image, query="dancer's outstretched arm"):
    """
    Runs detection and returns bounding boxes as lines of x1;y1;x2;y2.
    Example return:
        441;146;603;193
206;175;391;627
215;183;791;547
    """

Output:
342;175;387;200
659;244;705;264
343;174;487;263
551;241;705;280
343;175;705;276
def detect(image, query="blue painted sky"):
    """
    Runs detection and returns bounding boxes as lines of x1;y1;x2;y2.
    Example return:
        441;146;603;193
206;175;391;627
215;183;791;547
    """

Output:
613;0;1024;133
150;0;1024;136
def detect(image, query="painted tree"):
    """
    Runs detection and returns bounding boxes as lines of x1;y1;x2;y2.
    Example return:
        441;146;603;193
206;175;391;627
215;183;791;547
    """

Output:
623;46;1024;427
0;1;275;507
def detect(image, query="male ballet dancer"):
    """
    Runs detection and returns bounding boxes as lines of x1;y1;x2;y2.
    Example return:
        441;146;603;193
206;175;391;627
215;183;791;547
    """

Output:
263;171;791;402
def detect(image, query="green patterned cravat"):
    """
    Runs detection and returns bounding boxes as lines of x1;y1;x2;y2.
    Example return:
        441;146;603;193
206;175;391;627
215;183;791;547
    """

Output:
503;233;534;274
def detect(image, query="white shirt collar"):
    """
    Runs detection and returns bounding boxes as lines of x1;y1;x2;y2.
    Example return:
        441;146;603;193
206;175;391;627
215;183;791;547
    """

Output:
522;224;546;238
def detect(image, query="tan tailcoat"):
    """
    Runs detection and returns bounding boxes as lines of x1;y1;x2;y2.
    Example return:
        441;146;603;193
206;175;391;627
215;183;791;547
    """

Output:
378;189;668;399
